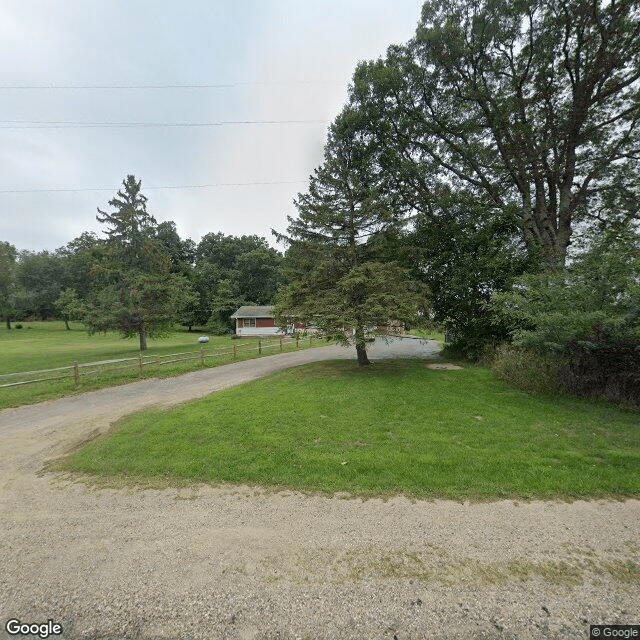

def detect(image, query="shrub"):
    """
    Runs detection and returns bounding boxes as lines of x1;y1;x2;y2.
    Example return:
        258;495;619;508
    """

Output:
483;343;562;395
559;338;640;406
489;222;639;405
15;323;23;329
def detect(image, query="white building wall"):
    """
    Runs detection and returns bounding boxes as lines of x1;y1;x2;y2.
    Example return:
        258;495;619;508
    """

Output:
236;326;282;336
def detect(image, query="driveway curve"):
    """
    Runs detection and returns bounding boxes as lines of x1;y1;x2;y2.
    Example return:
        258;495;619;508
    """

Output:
0;338;638;640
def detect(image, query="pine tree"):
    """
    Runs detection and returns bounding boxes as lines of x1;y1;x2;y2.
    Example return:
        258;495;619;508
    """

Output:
275;108;425;365
88;176;195;350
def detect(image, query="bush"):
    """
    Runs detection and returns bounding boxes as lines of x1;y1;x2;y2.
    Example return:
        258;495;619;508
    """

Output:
15;323;23;329
559;338;640;406
483;343;562;395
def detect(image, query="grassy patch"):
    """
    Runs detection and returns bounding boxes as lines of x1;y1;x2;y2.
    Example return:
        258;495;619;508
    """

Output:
0;321;321;409
55;359;640;500
263;546;639;586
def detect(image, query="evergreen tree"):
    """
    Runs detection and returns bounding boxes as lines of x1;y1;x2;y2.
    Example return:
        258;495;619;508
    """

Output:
88;175;196;350
275;107;425;365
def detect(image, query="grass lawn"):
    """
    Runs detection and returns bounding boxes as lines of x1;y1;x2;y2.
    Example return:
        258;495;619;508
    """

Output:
405;328;445;344
56;359;640;500
0;321;319;410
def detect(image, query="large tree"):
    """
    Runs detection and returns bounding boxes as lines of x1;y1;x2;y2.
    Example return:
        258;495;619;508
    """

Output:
275;107;425;365
0;241;17;329
351;0;640;266
88;176;195;350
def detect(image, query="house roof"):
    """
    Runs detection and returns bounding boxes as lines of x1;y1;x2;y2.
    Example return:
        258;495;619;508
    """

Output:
230;305;274;319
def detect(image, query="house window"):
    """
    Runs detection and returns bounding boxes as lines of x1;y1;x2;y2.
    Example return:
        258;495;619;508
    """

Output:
242;318;256;328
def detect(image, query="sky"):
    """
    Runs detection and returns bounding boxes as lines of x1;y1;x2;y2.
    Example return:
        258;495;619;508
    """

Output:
0;0;423;254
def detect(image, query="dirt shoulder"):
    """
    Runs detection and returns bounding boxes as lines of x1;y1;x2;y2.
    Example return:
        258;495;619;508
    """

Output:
0;340;638;640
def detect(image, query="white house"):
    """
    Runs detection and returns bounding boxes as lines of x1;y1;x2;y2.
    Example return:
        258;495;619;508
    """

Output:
230;306;281;336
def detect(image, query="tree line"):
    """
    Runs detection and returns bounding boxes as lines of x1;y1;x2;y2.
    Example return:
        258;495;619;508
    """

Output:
0;175;283;349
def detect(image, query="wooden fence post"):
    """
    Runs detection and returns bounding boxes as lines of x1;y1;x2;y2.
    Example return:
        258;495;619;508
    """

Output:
258;338;262;354
138;353;144;377
199;348;205;367
296;334;299;350
280;337;283;352
73;361;80;388
233;344;237;359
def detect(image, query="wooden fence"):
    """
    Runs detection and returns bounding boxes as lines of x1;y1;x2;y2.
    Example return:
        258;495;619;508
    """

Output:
0;335;312;390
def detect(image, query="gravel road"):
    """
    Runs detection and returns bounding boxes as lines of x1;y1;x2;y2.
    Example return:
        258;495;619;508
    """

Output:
0;338;638;640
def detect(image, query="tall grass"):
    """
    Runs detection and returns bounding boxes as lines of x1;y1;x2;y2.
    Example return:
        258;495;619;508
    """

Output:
482;343;563;395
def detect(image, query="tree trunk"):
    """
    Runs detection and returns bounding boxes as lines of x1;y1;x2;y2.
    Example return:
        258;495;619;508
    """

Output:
354;325;370;366
5;315;11;330
139;324;147;351
64;319;70;330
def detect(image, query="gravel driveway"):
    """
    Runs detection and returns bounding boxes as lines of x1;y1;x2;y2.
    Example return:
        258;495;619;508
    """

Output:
0;338;638;640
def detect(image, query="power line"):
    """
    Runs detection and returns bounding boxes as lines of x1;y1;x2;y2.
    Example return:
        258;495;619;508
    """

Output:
0;180;309;194
0;81;343;90
0;119;327;129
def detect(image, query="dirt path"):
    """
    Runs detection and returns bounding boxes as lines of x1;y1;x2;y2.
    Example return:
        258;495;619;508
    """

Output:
0;339;638;640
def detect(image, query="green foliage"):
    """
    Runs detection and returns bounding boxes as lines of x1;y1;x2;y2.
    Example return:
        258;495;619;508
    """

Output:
87;176;197;349
276;106;426;364
55;232;103;300
13;249;66;320
482;343;562;395
278;260;425;343
491;222;640;404
0;241;17;328
350;0;640;265
493;224;640;354
193;232;283;332
408;185;535;359
53;288;85;330
155;220;196;277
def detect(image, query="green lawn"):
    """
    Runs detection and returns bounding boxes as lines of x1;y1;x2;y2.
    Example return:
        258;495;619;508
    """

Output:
0;321;318;409
56;359;640;500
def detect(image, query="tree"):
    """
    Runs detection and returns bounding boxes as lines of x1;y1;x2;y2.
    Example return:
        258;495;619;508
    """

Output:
0;242;17;329
275;107;426;365
56;232;104;301
491;221;640;403
155;221;196;277
493;222;640;354
193;233;283;333
88;176;196;350
409;184;534;358
351;0;640;266
53;288;85;330
14;250;66;320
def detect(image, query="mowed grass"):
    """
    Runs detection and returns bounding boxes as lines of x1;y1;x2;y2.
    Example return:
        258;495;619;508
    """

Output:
0;321;317;409
56;359;640;500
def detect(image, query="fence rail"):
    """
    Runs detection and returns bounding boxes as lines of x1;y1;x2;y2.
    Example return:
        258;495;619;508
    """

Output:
0;335;312;390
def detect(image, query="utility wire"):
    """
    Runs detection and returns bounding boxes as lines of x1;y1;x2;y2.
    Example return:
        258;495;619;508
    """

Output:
0;81;343;90
0;119;327;129
0;180;309;194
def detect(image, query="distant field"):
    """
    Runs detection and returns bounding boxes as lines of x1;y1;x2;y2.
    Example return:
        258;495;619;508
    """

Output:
57;359;640;501
0;321;227;373
0;321;319;409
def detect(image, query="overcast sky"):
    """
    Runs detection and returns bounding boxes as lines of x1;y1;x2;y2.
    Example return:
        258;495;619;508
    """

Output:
0;1;423;253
